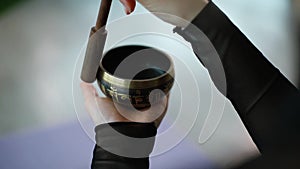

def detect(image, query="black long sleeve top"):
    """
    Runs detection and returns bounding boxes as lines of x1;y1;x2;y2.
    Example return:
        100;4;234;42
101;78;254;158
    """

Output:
91;1;300;169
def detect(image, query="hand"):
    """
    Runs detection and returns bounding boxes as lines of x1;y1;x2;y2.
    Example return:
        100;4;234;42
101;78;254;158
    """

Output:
119;0;209;27
80;82;169;128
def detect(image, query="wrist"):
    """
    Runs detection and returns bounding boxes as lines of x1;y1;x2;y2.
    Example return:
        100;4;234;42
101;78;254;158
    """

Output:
181;0;209;28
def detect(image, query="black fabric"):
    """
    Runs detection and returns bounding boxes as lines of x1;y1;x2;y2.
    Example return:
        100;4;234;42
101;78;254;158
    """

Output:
92;1;300;169
175;1;282;116
176;1;300;168
92;122;157;169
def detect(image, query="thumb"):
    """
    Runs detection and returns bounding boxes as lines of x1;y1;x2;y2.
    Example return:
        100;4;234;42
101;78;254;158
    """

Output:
80;82;99;101
119;0;136;14
80;82;104;125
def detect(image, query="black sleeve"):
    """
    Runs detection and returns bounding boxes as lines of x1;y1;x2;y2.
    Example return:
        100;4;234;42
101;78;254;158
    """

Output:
174;1;300;168
91;122;157;169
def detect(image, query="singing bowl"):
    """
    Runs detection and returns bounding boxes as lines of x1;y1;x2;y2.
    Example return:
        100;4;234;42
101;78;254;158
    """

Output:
96;45;175;109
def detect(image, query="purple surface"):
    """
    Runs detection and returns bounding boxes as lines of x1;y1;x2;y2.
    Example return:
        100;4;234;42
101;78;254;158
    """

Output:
151;138;216;169
0;121;216;169
0;121;94;169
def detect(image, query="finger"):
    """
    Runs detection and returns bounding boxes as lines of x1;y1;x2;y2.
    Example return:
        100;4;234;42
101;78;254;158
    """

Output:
96;97;132;123
80;82;99;101
119;0;136;14
148;94;169;127
80;82;107;125
80;82;99;112
150;94;169;114
123;94;169;123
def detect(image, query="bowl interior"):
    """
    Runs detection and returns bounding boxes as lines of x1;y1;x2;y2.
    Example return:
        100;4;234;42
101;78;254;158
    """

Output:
100;45;171;80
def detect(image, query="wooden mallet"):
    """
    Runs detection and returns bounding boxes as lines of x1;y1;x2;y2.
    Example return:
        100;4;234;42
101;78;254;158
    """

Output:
81;0;112;83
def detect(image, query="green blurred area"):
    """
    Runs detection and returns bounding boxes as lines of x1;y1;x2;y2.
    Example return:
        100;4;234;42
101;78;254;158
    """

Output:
0;0;26;15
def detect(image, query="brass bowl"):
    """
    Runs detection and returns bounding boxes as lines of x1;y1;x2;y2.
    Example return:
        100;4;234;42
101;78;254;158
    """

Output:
96;45;175;109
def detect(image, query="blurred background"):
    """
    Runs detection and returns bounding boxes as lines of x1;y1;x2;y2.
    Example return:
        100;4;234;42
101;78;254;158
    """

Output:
0;0;299;168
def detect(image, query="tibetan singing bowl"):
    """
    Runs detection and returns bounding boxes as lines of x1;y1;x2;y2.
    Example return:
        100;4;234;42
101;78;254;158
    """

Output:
96;45;175;109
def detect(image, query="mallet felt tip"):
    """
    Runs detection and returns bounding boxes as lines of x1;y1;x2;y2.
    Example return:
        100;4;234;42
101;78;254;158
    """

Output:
80;0;112;83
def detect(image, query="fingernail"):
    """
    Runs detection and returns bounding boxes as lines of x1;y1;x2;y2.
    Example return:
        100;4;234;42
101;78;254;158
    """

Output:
125;7;132;15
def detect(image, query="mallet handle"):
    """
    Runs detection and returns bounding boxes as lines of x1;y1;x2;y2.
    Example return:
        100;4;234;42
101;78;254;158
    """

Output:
80;0;112;83
95;0;112;30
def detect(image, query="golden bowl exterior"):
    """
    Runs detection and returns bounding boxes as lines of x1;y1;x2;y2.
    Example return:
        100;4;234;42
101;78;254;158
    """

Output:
96;45;175;108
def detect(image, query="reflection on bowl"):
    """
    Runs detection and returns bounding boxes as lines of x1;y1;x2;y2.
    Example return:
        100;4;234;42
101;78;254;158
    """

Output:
97;45;175;109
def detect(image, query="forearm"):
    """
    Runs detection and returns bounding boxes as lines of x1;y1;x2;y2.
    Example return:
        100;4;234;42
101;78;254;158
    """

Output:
175;1;300;152
92;122;157;169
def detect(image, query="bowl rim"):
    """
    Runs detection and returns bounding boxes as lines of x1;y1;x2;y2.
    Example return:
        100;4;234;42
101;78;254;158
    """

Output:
97;45;175;89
